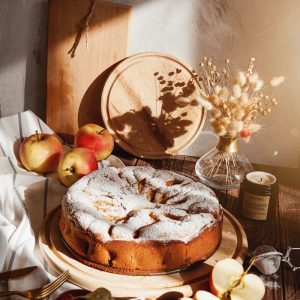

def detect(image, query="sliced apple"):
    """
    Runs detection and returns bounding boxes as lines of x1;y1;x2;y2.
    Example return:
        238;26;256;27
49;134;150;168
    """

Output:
194;290;219;300
210;258;265;300
210;258;244;297
230;273;265;300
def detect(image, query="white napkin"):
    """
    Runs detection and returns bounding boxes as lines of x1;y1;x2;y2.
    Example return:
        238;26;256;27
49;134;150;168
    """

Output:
0;111;80;299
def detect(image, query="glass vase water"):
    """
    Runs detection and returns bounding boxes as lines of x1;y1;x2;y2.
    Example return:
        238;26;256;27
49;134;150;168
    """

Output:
195;136;253;190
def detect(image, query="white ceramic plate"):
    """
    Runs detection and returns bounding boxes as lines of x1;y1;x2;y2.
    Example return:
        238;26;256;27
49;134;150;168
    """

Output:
98;155;125;168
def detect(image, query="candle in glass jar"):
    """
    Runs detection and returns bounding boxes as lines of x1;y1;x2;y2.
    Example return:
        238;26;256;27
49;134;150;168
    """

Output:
241;171;276;221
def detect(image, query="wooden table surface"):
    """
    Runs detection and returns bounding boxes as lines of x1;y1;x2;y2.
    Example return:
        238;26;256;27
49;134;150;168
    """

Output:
116;150;300;300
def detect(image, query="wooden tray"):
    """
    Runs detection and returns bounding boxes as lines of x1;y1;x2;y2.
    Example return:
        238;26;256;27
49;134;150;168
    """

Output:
101;52;206;159
39;207;247;298
46;0;131;143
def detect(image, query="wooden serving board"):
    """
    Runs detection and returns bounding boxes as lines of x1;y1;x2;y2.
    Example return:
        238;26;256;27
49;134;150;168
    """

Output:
101;52;207;159
46;0;131;143
39;207;247;298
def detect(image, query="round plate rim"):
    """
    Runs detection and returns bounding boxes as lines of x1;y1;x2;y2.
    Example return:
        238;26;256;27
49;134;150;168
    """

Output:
100;154;125;168
101;51;207;159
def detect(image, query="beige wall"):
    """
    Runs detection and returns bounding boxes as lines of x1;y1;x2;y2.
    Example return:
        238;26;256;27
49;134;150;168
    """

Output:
228;0;300;168
0;0;299;167
112;0;300;168
0;0;48;119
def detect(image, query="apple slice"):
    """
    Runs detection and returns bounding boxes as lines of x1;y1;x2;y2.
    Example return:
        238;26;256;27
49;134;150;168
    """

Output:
230;273;265;300
194;291;219;299
210;258;244;297
210;258;265;300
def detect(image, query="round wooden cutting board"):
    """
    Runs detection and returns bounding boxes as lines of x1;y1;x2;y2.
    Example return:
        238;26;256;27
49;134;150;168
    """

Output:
101;52;206;159
39;207;247;298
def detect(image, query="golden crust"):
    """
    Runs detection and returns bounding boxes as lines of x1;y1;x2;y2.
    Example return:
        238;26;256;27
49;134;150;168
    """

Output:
60;209;223;274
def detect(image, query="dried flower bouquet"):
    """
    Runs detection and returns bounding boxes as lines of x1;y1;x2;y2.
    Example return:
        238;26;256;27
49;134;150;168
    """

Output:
194;57;284;142
192;57;284;189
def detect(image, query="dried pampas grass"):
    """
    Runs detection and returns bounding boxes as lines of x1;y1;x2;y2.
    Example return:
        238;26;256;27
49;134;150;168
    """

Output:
194;57;284;142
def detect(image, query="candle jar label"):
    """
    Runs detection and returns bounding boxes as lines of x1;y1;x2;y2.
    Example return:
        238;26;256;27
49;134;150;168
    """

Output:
242;192;270;220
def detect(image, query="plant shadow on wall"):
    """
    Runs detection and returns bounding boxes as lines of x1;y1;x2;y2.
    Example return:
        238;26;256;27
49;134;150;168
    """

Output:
109;69;200;151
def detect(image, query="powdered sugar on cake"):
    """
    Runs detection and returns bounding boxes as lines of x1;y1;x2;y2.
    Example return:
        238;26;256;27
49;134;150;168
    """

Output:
62;167;221;244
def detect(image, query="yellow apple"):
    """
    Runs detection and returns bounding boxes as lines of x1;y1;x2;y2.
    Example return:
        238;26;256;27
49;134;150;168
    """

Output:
19;131;63;173
58;148;98;187
74;124;114;161
210;258;265;300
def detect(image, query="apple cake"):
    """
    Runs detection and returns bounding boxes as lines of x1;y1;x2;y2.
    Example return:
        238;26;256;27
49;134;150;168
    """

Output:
60;167;223;274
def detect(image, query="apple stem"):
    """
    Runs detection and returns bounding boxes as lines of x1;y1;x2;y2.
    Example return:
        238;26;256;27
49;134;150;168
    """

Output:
66;167;75;173
243;257;256;276
223;258;257;298
96;129;105;135
35;130;40;141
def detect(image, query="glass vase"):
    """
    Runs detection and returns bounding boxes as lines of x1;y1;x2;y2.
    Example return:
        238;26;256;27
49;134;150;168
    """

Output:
195;136;253;190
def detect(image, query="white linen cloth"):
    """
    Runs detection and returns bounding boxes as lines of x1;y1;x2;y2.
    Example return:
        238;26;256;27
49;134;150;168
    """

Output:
0;111;80;299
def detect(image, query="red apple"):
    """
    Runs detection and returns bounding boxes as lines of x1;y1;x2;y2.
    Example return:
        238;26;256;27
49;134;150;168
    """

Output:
19;131;63;173
210;258;265;300
58;148;98;187
74;124;114;161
